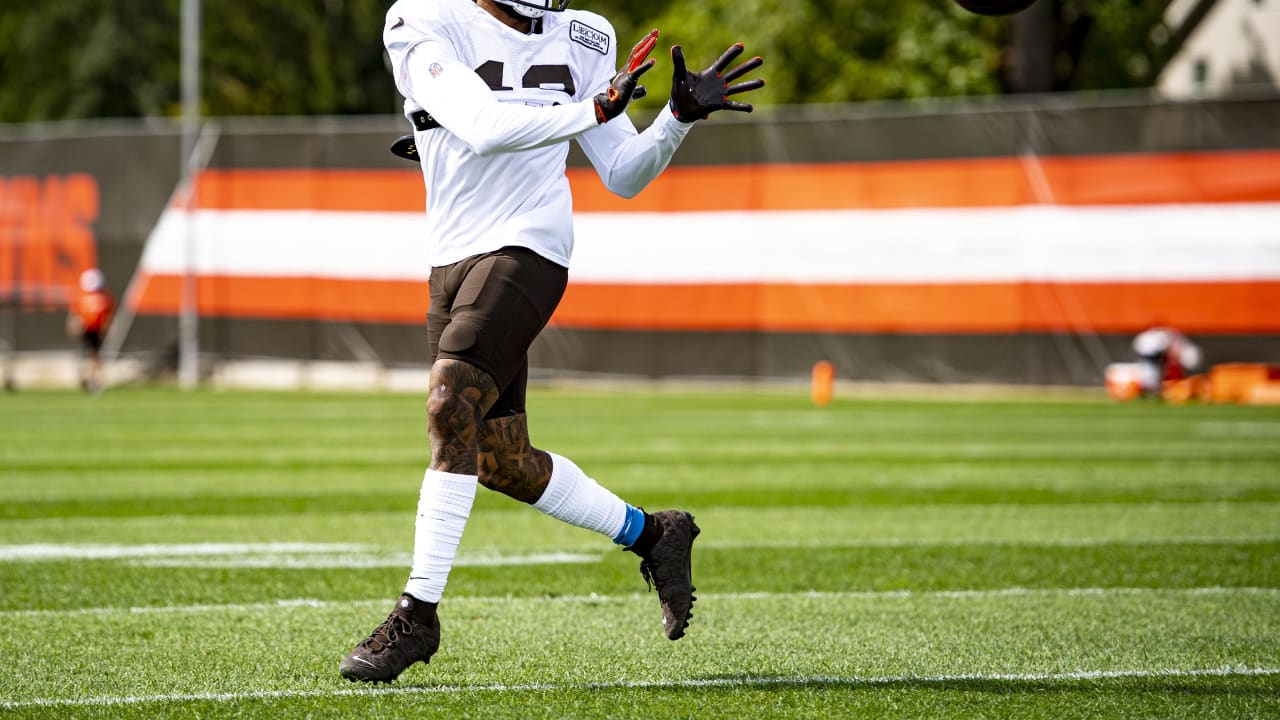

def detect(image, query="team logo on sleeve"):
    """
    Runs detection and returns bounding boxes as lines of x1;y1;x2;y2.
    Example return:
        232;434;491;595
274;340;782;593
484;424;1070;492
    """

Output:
570;20;609;55
429;62;444;77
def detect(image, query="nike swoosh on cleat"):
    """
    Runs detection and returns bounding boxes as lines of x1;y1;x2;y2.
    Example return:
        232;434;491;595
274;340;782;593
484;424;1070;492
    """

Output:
350;656;377;668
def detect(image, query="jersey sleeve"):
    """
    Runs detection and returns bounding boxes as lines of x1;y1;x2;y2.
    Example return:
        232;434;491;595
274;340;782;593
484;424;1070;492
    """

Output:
576;103;692;199
384;4;600;156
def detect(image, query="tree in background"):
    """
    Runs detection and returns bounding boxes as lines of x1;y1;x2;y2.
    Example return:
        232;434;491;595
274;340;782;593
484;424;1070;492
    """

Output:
1056;0;1175;90
0;0;397;121
202;0;395;116
606;0;1005;107
0;0;1177;122
0;0;181;121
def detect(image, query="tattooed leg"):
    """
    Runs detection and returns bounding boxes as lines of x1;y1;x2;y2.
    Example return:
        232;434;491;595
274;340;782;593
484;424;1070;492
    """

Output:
479;416;653;551
427;358;500;474
476;413;553;504
399;358;500;606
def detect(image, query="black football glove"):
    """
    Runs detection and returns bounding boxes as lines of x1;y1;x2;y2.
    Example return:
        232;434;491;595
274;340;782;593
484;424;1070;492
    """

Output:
668;43;764;123
594;29;659;124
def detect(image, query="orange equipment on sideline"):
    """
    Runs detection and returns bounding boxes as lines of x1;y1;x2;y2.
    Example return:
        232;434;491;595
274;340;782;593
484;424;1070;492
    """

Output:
1153;364;1280;405
811;361;835;407
1206;363;1280;405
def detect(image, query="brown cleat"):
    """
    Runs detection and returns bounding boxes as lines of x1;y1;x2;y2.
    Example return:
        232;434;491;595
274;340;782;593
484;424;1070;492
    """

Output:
639;510;701;640
339;594;440;684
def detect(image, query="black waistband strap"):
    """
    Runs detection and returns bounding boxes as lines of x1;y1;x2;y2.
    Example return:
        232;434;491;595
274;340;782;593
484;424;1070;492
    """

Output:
410;110;441;131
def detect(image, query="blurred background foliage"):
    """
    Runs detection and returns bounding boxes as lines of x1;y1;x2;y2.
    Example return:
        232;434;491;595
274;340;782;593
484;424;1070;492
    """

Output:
0;0;1174;121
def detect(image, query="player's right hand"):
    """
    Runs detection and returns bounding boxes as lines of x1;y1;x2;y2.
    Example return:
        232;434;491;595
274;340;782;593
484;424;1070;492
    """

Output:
668;43;764;123
594;29;659;124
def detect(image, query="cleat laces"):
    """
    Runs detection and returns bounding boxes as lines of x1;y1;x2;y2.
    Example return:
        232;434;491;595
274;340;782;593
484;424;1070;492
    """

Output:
361;614;414;653
640;560;656;591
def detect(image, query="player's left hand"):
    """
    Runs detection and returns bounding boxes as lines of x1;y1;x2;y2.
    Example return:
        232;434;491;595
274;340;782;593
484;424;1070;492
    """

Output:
669;43;764;123
594;28;659;124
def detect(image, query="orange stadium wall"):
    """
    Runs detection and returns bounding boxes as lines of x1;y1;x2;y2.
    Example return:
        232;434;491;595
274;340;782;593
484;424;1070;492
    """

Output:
1;94;1278;385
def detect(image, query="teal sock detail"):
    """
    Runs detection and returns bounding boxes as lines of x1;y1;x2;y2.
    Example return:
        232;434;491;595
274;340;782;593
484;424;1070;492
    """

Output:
613;504;645;546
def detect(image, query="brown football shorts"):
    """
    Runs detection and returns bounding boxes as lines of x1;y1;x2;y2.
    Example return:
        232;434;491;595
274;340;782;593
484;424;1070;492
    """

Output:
427;246;568;419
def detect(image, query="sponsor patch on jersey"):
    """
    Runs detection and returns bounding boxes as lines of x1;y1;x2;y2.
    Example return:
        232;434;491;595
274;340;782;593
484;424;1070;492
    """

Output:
570;20;609;56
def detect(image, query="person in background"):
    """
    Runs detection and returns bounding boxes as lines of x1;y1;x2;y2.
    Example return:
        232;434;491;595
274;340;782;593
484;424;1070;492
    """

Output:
1132;326;1202;396
66;268;114;394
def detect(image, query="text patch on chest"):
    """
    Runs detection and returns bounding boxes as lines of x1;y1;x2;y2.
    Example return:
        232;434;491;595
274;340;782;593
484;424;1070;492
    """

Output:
570;20;609;56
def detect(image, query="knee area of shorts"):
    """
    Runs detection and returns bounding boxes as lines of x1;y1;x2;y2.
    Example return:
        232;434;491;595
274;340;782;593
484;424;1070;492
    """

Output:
438;322;480;357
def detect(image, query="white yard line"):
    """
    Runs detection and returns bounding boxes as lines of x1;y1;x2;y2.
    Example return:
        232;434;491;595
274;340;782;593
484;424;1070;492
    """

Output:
3;666;1277;710
0;543;368;561
0;543;600;568
2;586;1276;619
0;535;1276;565
698;536;1280;550
132;551;600;569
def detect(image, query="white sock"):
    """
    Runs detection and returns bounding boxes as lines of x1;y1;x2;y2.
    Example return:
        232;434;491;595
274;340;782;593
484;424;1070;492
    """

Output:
534;453;644;545
403;469;477;603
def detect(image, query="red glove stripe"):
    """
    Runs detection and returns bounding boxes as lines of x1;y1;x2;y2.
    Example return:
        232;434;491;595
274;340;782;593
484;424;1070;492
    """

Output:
626;29;659;73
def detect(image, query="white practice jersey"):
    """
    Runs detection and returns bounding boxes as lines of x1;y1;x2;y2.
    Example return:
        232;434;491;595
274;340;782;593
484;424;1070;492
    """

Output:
384;0;692;268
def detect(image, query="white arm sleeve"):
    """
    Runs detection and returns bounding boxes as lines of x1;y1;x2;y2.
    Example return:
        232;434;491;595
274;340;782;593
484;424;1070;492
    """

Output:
577;108;693;199
402;48;599;156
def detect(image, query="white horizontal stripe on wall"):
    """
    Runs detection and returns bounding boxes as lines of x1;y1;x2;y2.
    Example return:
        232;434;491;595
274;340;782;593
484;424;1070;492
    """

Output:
140;210;433;279
138;204;1280;283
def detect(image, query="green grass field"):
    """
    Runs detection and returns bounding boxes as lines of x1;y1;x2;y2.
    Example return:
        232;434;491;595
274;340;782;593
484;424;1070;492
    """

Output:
1;386;1278;718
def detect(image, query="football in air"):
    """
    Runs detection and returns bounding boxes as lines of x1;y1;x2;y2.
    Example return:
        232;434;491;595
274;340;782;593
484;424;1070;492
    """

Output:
954;0;1038;16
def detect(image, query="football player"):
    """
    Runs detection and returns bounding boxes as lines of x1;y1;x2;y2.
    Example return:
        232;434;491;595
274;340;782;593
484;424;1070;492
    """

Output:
340;0;764;684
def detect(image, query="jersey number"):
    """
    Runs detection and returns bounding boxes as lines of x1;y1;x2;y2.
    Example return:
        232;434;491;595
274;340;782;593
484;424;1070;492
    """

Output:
475;61;575;96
